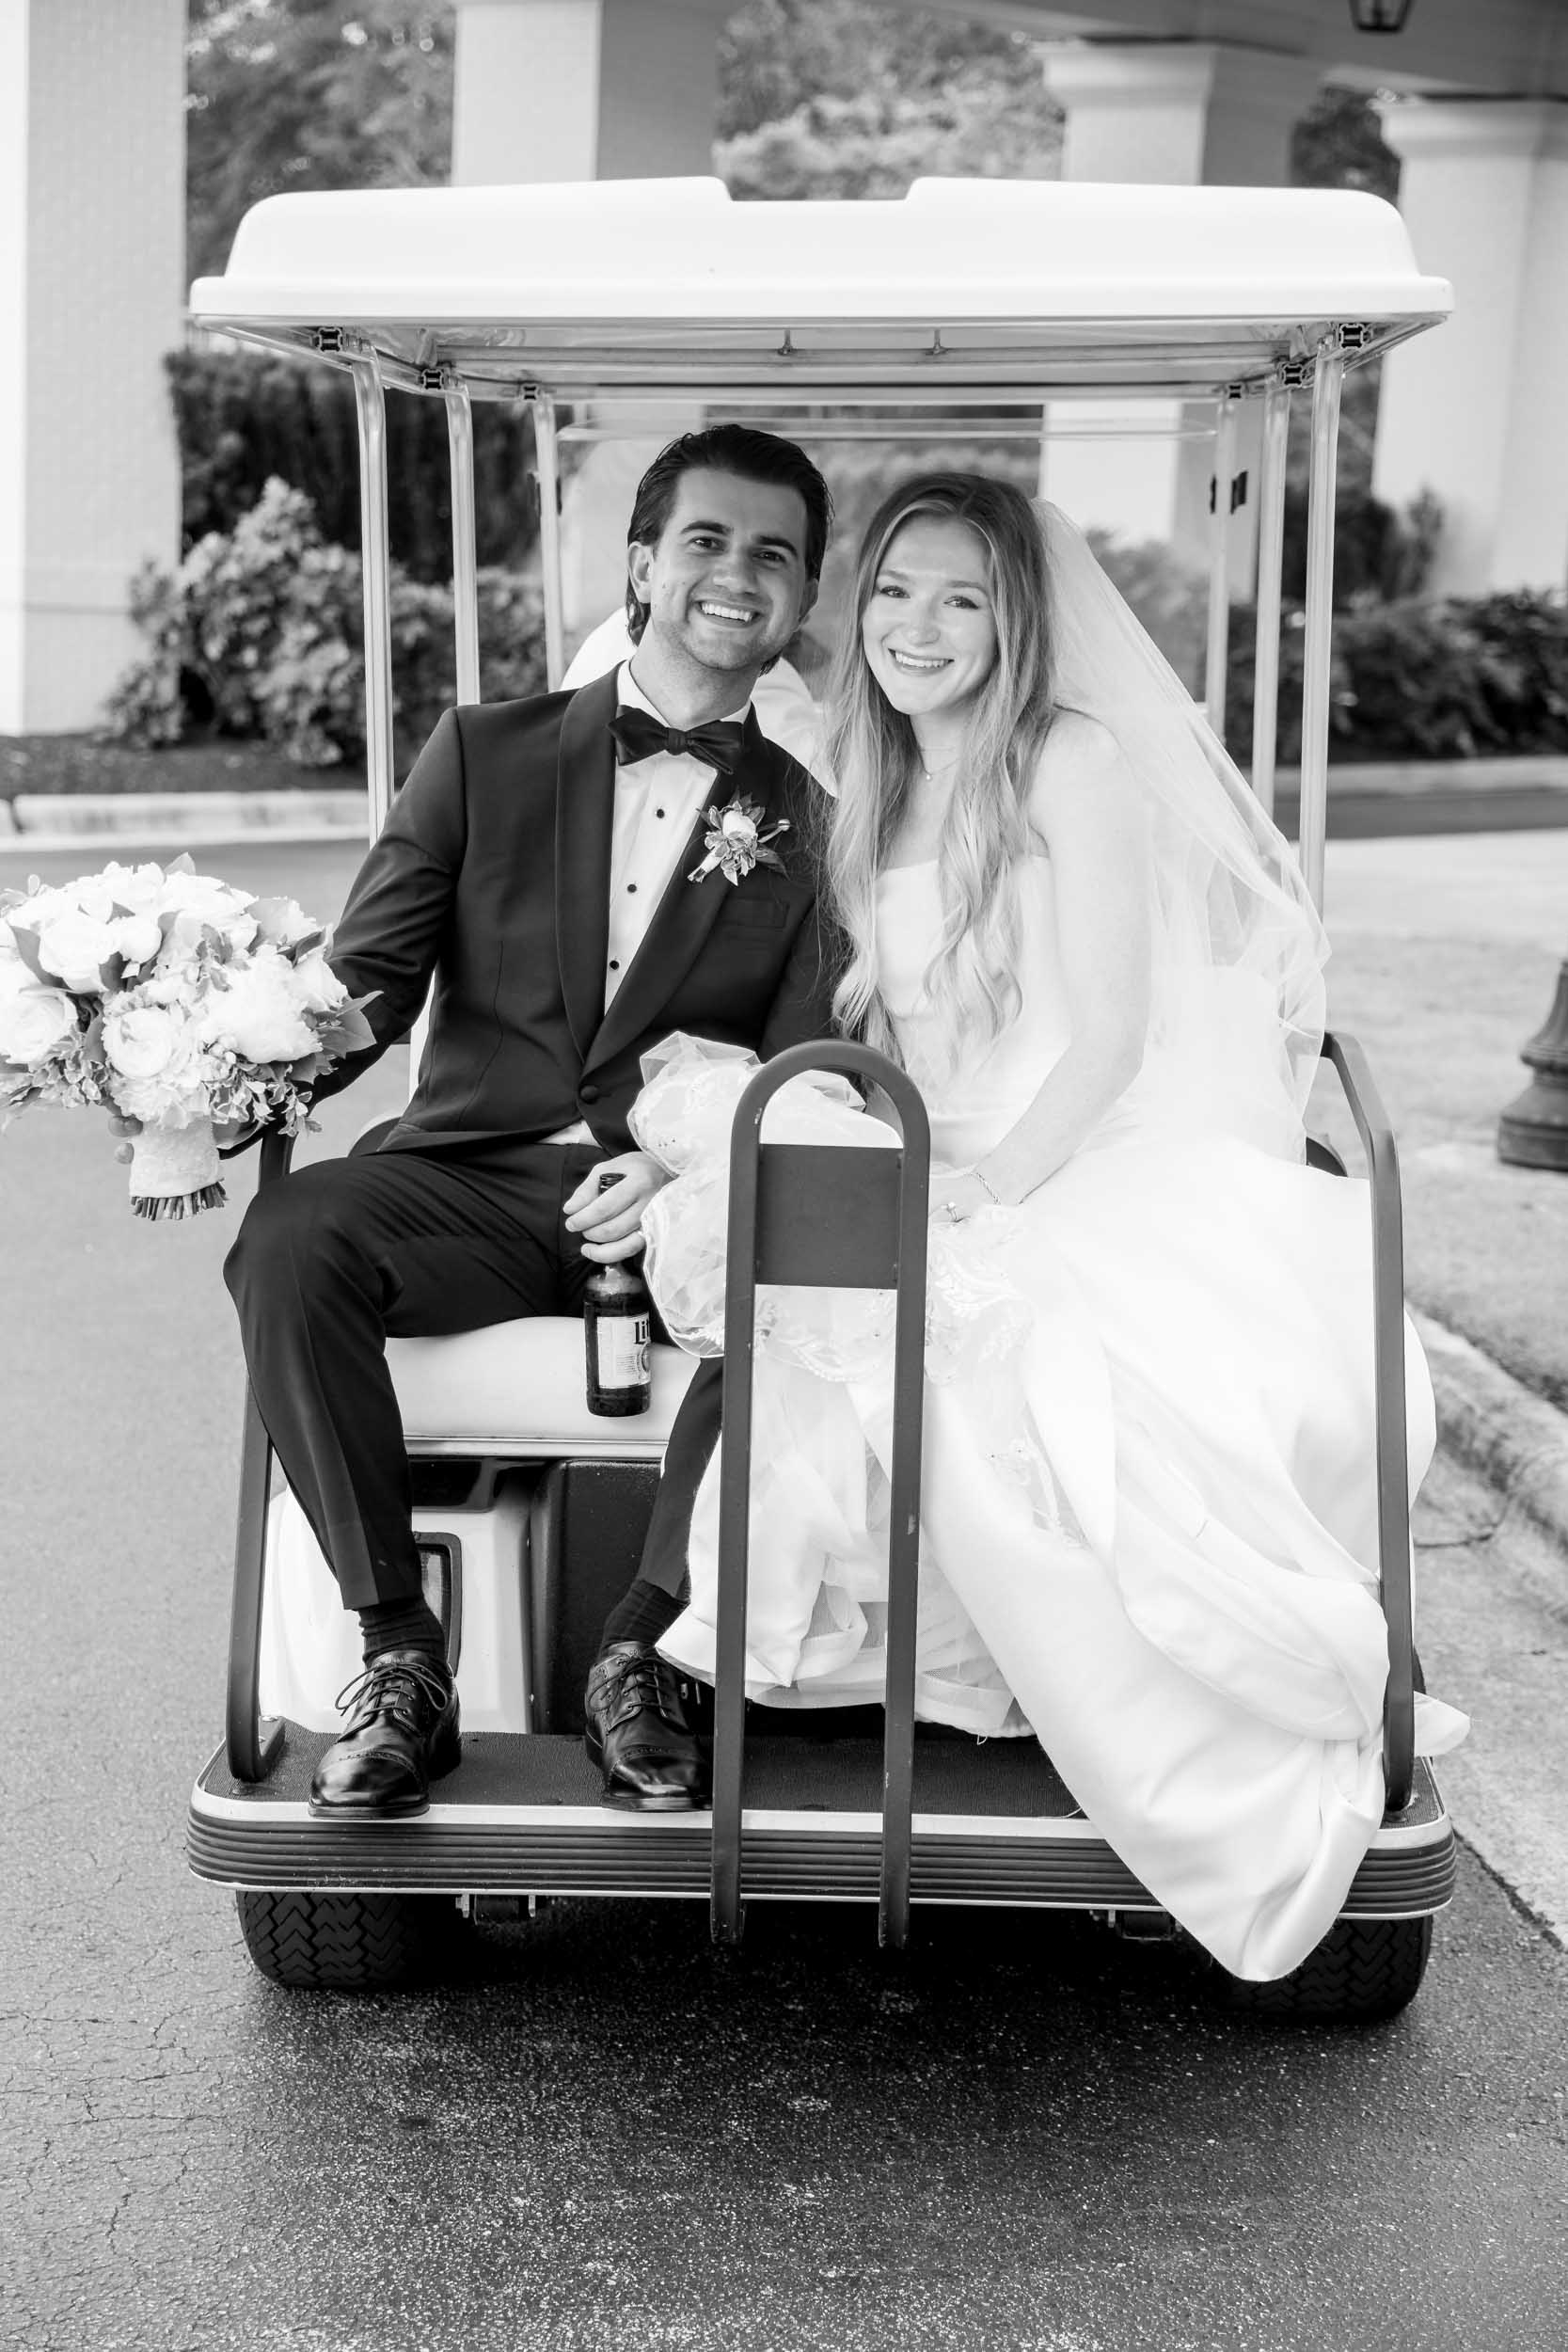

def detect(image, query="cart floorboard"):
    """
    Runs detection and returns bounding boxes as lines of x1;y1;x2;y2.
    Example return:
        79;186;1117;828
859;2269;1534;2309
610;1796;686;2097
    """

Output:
190;1732;1454;1916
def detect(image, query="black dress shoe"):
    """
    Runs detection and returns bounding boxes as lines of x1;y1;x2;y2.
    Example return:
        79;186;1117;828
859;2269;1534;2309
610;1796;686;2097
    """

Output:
584;1640;708;1812
309;1647;460;1820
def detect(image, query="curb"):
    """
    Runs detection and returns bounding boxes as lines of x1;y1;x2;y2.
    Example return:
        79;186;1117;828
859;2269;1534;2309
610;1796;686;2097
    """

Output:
4;755;1568;858
1;789;365;854
1416;1309;1568;1562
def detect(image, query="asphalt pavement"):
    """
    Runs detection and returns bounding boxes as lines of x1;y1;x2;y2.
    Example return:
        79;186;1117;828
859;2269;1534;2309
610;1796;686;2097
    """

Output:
3;828;1567;2350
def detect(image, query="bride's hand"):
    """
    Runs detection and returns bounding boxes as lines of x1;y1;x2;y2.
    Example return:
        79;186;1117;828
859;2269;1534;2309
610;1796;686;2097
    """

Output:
106;1112;141;1167
932;1169;1006;1226
565;1151;672;1262
106;1109;260;1163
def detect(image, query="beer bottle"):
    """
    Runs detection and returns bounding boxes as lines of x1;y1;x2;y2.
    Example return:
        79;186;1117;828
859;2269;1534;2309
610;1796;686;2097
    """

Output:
583;1171;653;1416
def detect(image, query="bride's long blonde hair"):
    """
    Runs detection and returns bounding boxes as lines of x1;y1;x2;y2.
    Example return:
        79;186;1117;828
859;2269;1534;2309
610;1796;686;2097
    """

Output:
826;473;1058;1073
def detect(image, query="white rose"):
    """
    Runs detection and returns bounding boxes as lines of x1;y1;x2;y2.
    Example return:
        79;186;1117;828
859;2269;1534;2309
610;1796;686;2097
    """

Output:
9;884;65;930
0;959;80;1065
288;945;347;1017
96;861;166;914
159;903;259;963
110;914;165;971
157;869;253;925
248;895;319;948
102;998;209;1123
719;807;755;839
198;945;318;1065
31;909;118;993
69;875;119;924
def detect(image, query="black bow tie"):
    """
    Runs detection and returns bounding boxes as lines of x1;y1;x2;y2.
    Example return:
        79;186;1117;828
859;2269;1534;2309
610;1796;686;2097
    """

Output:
609;708;746;775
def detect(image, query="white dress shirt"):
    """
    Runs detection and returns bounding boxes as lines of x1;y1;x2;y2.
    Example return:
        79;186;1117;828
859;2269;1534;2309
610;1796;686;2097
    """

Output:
548;661;751;1145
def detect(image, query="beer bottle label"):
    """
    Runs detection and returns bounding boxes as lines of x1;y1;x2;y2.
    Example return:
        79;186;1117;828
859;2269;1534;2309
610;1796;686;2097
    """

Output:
595;1311;652;1390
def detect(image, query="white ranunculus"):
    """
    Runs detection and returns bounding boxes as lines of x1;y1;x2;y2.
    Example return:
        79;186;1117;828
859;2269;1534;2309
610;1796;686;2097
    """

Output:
30;909;119;993
0;959;80;1065
102;997;209;1124
288;945;348;1017
198;945;318;1066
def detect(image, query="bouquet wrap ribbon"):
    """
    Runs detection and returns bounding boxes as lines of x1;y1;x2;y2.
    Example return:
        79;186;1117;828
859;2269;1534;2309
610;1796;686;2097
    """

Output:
129;1117;227;1221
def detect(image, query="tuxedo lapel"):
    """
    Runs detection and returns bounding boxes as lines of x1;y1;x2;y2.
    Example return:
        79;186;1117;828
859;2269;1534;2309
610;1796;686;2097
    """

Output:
554;669;620;1057
585;708;775;1076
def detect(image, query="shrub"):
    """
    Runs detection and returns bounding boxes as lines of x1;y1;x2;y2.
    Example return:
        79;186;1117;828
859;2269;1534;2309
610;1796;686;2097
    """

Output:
1281;477;1442;610
1225;587;1568;765
167;348;539;582
105;478;546;770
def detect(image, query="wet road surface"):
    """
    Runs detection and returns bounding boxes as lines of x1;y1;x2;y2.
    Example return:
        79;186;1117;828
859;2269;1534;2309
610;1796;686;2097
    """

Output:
3;836;1566;2350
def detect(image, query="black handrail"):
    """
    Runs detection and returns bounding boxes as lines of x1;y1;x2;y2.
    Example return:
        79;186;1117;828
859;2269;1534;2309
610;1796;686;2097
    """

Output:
1320;1032;1416;1812
224;1124;293;1782
710;1041;931;1949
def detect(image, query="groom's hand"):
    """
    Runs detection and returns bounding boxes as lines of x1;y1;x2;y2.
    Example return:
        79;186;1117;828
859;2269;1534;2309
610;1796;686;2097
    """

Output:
564;1151;671;1263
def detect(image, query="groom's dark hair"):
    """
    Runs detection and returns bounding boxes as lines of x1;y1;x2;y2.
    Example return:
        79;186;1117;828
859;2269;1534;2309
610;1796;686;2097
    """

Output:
624;423;832;644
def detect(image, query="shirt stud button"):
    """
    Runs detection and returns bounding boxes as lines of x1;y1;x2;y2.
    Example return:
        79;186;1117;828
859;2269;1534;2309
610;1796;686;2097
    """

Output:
609;959;620;971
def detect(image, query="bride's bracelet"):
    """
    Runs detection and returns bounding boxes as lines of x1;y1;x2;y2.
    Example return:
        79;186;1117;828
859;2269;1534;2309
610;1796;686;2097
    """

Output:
972;1166;1005;1206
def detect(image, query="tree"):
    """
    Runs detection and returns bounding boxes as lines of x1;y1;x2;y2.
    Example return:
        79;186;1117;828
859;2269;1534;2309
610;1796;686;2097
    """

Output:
186;1;453;285
1291;83;1400;203
716;0;1058;195
717;0;1048;138
719;85;1059;201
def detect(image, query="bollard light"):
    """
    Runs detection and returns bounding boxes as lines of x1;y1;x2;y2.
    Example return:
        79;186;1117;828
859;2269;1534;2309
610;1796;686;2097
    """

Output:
1349;0;1415;30
1497;961;1568;1171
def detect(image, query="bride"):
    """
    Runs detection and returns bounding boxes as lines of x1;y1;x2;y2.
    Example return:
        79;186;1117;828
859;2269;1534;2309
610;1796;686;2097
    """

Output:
628;473;1465;1982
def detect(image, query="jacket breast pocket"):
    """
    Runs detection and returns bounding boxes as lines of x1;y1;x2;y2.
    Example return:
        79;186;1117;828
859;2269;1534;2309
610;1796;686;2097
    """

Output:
712;893;790;930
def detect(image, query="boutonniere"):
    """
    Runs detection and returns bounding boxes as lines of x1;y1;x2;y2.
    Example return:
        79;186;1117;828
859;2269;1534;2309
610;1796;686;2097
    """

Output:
687;796;791;887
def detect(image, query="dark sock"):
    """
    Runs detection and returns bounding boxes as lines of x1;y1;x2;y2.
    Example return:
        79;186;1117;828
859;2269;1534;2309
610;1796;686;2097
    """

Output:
599;1578;682;1654
358;1595;447;1665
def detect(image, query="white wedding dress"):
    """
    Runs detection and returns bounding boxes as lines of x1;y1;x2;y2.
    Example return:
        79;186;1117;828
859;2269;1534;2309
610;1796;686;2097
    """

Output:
633;853;1467;1983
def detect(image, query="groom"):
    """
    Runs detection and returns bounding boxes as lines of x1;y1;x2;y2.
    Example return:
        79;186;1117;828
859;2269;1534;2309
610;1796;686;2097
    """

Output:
222;423;836;1820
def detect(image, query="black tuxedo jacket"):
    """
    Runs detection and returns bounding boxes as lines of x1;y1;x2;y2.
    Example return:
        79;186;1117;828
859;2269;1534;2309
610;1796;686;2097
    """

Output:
316;666;839;1155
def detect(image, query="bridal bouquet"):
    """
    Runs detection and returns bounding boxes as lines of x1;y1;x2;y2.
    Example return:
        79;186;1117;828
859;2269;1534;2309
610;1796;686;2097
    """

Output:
0;855;374;1218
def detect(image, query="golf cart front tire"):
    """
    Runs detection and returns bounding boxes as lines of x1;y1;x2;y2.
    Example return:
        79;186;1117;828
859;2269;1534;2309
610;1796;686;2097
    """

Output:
235;1888;460;1991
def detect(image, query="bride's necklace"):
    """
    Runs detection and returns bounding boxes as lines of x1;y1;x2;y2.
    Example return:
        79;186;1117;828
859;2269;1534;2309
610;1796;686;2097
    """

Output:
917;749;960;786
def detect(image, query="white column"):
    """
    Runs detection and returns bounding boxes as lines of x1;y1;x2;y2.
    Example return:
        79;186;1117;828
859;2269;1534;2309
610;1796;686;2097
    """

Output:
1039;40;1321;598
451;0;728;185
1373;100;1568;595
451;0;727;646
0;0;185;734
1047;40;1319;191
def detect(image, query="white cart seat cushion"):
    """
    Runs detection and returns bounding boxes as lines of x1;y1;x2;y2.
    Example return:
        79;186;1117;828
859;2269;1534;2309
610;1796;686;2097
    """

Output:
387;1316;700;1455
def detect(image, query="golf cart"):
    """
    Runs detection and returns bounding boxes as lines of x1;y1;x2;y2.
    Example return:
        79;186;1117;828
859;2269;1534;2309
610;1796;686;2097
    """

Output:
185;176;1456;2018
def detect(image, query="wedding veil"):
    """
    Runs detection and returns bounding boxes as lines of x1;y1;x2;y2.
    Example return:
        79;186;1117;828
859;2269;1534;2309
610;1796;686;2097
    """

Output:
1037;501;1328;1159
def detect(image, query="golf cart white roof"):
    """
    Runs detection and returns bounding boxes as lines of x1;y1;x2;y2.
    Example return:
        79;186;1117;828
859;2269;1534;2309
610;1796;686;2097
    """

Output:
189;176;1451;402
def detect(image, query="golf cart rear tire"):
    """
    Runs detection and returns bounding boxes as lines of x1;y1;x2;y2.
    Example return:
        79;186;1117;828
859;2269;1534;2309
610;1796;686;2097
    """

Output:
235;1889;458;1991
1225;1915;1433;2023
